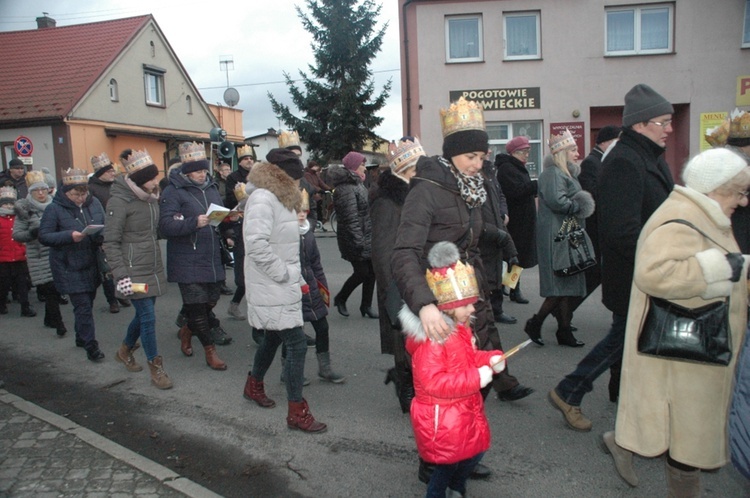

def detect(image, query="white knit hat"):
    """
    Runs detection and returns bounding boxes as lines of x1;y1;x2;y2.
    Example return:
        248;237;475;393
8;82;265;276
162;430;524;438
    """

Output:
682;148;747;194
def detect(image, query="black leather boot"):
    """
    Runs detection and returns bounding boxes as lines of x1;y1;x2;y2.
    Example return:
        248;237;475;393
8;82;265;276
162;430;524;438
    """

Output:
556;326;584;347
524;315;544;346
397;364;415;414
509;282;529;304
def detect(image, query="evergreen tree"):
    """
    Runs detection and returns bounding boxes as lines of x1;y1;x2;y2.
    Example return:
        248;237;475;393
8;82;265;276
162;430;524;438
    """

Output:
268;0;391;162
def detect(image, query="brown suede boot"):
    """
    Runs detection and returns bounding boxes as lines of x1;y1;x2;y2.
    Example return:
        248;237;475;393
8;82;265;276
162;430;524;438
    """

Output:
243;375;276;408
115;343;143;372
204;345;227;370
666;460;701;497
148;356;173;390
178;325;193;356
287;399;327;433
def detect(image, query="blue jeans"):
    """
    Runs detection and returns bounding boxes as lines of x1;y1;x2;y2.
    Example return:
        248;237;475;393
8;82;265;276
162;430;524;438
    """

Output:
426;453;484;498
556;312;627;406
68;291;97;350
125;297;158;361
252;326;307;402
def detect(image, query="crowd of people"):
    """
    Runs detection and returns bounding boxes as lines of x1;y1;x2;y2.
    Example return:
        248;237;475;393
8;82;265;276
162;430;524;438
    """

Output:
2;82;750;496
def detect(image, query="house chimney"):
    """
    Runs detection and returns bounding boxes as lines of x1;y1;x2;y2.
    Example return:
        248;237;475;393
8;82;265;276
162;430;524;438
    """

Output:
36;12;56;29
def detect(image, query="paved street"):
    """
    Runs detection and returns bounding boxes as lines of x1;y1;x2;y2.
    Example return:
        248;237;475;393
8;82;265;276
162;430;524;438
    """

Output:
0;233;747;497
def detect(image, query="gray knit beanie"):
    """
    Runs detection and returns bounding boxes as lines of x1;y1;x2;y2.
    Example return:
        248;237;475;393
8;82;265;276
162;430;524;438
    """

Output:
622;84;674;128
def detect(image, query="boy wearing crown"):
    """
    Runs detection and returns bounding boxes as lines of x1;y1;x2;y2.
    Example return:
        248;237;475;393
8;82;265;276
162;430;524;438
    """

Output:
399;241;505;498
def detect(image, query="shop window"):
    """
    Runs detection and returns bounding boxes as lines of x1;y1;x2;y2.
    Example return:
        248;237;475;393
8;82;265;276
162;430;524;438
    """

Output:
504;12;541;60
605;4;673;55
445;15;482;63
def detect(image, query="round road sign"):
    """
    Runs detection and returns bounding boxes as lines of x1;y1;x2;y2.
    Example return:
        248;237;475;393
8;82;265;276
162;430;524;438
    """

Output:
14;136;33;157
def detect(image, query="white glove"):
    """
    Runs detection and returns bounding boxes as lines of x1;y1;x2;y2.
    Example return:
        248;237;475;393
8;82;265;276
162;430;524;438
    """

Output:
116;277;134;297
478;365;493;388
490;355;506;373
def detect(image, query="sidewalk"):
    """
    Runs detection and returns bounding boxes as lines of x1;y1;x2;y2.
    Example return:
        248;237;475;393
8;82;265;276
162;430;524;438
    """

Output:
0;383;221;498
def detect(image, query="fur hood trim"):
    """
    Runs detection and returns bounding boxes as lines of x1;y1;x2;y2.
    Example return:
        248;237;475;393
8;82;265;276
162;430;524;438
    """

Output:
246;162;302;212
376;169;410;206
398;304;456;343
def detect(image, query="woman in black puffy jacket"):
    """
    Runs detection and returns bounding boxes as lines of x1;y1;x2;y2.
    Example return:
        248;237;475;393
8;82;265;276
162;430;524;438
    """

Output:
329;151;377;319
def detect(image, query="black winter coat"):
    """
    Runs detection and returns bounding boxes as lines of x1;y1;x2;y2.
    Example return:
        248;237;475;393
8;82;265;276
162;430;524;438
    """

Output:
158;168;225;284
578;146;604;256
495;153;537;268
300;221;329;322
87;176;113;210
0;171;28;199
224;167;250;209
480;160;517;289
371;169;410;354
598;127;673;315
329;166;372;262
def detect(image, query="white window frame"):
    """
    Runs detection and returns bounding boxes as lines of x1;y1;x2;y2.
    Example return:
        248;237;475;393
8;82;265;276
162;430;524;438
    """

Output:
605;3;674;56
503;11;541;60
445;15;483;63
143;65;166;107
743;0;750;48
108;78;118;102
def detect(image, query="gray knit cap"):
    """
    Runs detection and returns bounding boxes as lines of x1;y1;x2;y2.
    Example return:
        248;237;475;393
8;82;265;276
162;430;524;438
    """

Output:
622;84;674;128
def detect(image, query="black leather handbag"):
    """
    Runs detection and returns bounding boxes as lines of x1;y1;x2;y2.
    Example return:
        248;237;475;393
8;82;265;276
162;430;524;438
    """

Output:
637;219;733;366
551;216;596;277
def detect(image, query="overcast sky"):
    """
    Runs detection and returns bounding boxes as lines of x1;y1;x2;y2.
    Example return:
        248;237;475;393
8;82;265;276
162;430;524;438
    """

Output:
0;0;403;141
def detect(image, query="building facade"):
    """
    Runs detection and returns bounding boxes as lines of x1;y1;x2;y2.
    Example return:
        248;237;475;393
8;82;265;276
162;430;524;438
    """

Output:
399;0;750;178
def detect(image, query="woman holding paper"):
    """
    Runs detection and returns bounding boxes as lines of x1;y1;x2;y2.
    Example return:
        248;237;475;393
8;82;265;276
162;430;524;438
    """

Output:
104;149;171;389
159;142;227;370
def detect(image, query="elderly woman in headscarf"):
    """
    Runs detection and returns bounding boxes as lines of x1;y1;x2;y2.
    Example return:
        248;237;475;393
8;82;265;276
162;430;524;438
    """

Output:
603;148;750;495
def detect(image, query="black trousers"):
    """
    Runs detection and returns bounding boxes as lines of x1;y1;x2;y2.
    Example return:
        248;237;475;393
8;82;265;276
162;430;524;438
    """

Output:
335;260;375;309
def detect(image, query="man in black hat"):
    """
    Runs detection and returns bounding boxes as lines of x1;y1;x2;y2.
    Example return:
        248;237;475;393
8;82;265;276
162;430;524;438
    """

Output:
0;158;28;199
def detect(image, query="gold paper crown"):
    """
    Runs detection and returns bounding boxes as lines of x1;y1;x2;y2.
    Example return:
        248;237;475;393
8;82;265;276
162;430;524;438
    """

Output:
439;97;485;138
729;109;750;139
388;137;426;174
425;260;479;310
0;186;17;201
122;149;154;175
278;130;300;149
90;152;111;171
61;168;88;186
237;144;254;159
549;129;576;154
300;188;310;212
234;182;248;201
178;142;207;163
25;170;46;188
705;119;730;148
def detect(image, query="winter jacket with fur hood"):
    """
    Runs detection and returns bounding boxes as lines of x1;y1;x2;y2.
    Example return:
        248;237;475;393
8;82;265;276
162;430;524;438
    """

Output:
243;162;305;331
399;306;499;464
536;155;594;297
13;195;53;285
328;165;372;262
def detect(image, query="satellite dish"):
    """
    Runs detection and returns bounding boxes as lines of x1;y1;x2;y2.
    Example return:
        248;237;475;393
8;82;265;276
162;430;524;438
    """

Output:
223;87;240;107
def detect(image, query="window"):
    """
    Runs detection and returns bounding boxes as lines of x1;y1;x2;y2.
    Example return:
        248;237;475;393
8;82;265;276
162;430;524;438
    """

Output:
186;95;193;115
743;0;750;48
605;4;673;55
108;79;118;102
445;15;482;63
487;121;543;179
150;40;155;57
143;64;166;107
504;12;541;60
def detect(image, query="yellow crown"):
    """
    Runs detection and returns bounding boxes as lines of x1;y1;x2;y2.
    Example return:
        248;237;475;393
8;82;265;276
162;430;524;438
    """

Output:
549;129;576;154
278;130;301;149
237;144;254;159
233;182;248;201
122;149;154;174
299;188;310;212
0;186;17;201
439;97;485;138
729;108;750;139
705;119;730;148
388;137;426;174
425;260;479;310
90;152;111;171
61;168;88;186
25;170;46;188
178;142;207;163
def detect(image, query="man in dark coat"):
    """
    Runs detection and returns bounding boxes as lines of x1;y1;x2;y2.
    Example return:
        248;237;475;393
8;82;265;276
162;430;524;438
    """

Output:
550;84;675;433
0;158;28;199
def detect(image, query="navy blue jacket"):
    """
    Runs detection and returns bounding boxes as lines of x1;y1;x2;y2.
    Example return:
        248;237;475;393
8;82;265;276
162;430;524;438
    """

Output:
38;189;105;294
300;223;329;322
158;168;225;284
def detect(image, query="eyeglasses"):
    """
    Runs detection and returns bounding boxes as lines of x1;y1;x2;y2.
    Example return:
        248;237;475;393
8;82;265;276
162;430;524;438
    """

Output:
648;119;672;129
735;190;750;199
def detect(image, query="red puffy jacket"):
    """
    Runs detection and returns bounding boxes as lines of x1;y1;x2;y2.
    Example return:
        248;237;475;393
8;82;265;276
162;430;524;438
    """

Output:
0;214;26;263
406;322;499;464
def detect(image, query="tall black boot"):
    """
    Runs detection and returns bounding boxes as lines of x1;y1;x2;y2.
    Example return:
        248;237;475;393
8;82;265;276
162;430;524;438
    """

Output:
396;363;415;414
608;360;622;402
509;281;529;304
556;326;584;347
524;314;544;346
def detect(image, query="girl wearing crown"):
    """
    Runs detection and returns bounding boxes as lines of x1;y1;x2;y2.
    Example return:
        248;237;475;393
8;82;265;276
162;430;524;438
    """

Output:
399;241;505;498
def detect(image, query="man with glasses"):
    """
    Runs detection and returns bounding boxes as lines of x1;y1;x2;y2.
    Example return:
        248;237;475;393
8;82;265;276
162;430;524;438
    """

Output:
549;85;675;447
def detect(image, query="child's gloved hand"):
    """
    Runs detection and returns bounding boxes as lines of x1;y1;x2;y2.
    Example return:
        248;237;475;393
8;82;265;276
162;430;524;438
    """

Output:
478;365;493;388
490;355;506;373
116;277;134;296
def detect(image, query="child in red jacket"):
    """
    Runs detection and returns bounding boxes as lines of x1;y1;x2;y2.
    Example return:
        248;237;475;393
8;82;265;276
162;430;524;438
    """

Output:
398;241;505;498
0;186;34;316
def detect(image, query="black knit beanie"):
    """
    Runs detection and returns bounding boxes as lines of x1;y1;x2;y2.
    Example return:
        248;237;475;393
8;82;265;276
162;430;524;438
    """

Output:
93;164;114;178
181;159;210;174
266;148;304;180
442;129;489;159
129;164;159;187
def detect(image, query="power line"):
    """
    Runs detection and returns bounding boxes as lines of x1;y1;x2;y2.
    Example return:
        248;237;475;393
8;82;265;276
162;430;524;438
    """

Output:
197;68;400;91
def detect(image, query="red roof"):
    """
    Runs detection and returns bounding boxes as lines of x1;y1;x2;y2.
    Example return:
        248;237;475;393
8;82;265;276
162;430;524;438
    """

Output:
0;15;151;123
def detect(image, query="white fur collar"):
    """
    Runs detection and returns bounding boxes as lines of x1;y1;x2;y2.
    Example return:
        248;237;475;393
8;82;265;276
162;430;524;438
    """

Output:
398;304;456;343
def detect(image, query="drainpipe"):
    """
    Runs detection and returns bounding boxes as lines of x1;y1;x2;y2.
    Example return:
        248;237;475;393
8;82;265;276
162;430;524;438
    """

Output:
402;0;415;136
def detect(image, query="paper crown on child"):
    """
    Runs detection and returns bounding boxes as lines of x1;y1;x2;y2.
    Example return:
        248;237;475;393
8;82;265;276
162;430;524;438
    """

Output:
300;188;310;212
90;152;112;172
234;182;248;201
61;168;88;186
388;136;425;175
237;144;254;160
121;149;153;174
425;241;479;311
549;129;576;154
439;97;485;138
25;170;48;191
0;186;17;204
278;130;301;149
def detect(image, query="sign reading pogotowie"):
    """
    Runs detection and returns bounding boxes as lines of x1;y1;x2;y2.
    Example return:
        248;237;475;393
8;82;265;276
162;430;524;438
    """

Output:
450;87;540;110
